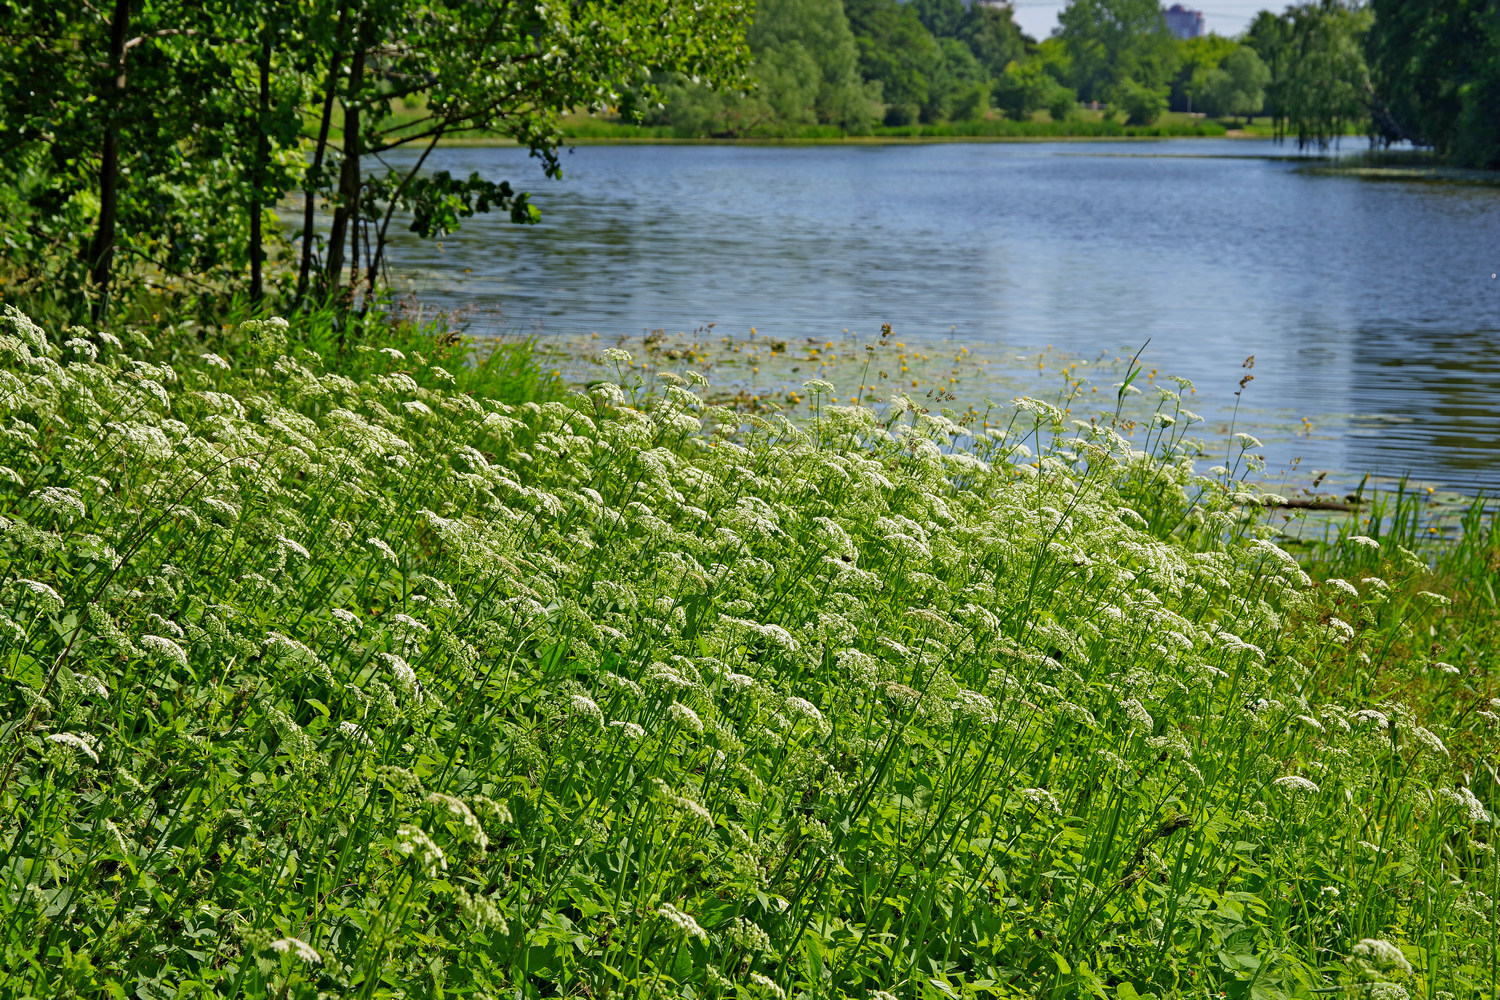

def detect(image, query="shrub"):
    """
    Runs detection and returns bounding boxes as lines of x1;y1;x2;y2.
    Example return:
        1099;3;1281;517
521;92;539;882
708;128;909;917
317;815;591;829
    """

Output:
1110;77;1170;126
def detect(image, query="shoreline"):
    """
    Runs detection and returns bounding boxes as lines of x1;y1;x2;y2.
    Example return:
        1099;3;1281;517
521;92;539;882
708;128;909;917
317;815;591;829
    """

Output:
424;132;1497;182
1298;162;1500;186
434;131;1257;149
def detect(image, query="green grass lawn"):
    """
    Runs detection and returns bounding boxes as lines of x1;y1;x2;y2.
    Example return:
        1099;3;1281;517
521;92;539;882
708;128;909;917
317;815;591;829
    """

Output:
0;305;1495;998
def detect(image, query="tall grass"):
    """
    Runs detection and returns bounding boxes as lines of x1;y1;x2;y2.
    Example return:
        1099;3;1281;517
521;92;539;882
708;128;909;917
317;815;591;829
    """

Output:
0;306;1493;999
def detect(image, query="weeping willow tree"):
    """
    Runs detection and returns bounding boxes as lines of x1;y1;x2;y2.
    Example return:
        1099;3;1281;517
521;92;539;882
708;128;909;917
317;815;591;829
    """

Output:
1246;0;1371;150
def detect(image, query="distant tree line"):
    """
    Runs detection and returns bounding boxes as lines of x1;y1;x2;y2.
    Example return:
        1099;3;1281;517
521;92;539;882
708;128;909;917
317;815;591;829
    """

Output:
640;0;1500;167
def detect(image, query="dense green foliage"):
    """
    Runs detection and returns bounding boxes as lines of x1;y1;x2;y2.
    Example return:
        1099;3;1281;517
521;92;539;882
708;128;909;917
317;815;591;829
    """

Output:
1245;2;1372;149
1366;0;1500;168
1;303;1496;998
1056;0;1177;105
623;0;1499;167
639;0;877;136
0;0;752;322
1196;46;1270;122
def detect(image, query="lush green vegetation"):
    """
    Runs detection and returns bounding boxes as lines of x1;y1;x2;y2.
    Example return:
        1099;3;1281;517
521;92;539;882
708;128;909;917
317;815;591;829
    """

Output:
1;303;1495;998
561;114;1228;142
1;3;1497;997
1365;0;1500;168
596;0;1500;166
0;0;752;325
594;0;1289;136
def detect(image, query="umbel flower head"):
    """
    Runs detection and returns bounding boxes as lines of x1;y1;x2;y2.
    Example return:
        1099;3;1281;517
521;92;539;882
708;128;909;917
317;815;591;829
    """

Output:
656;902;707;941
1272;775;1320;796
269;936;322;964
1352;938;1412;974
395;823;447;877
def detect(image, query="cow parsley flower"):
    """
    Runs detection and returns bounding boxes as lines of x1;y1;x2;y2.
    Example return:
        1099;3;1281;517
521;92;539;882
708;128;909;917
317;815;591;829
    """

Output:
609;720;645;741
389;612;429;637
269;937;322;964
1413;727;1448;757
15;579;64;617
276;535;310;560
455;884;506;931
1273;775;1320;795
784;697;825;729
366;538;398;563
34;487;87;522
1325;578;1359;598
140;634;189;669
426;792;488;849
656;902;707;941
1352;938;1412;974
1121;698;1153;732
725;916;772;952
1022;787;1062;815
1324;617;1356;642
667;702;703;733
954;689;997;724
374;652;416;695
569;694;604;727
337;721;373;747
45;732;99;763
747;972;786;1000
395;823;447;876
755;622;800;652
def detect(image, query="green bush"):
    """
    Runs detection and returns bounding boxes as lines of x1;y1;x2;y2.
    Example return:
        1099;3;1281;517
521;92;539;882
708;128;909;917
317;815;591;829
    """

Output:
1110;77;1170;126
1046;89;1076;122
882;102;919;126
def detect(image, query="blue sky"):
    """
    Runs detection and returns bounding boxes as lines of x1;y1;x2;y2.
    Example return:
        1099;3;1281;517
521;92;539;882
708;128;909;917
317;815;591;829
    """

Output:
1008;0;1275;41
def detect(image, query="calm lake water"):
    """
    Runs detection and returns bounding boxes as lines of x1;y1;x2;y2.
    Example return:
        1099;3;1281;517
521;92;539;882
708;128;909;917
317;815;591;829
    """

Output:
381;140;1500;495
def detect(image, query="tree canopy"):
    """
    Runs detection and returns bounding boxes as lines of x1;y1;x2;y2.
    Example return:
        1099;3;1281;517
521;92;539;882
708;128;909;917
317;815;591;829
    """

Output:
1366;0;1500;167
650;0;876;135
1245;0;1370;149
1057;0;1179;103
0;0;752;321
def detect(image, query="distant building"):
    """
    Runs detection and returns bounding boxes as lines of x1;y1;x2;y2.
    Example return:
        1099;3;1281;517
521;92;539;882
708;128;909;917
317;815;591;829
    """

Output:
1164;4;1205;39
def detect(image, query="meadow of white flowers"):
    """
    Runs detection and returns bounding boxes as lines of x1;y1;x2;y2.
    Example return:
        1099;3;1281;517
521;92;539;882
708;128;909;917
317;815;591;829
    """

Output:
0;304;1494;999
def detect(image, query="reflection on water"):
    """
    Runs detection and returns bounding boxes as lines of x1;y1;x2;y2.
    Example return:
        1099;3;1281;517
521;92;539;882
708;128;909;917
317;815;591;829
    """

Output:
379;140;1500;493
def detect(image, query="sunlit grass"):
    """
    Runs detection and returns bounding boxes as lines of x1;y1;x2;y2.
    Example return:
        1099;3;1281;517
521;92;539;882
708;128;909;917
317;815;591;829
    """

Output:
0;305;1494;999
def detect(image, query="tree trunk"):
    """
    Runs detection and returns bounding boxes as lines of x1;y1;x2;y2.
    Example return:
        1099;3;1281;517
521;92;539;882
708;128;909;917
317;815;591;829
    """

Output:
86;0;133;324
249;32;271;304
323;19;368;302
295;0;351;305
